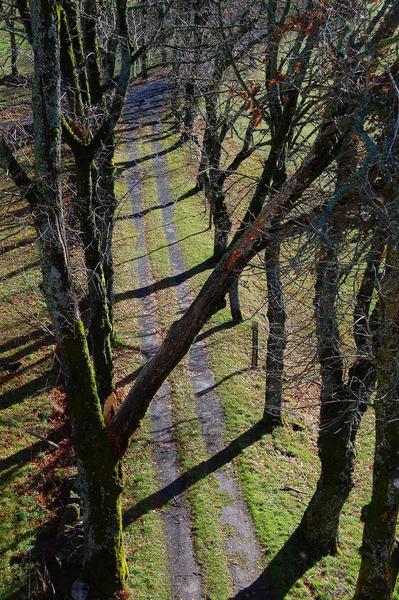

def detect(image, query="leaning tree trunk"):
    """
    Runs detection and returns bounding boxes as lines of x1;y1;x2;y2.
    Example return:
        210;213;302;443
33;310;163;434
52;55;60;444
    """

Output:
354;243;399;600
263;239;287;427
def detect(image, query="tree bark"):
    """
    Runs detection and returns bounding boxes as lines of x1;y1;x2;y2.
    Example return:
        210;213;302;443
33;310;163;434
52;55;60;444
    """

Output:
81;0;103;104
95;136;118;344
75;156;114;404
212;189;231;259
263;239;286;427
354;243;399;600
14;2;128;596
297;239;381;557
201;90;232;259
229;278;243;322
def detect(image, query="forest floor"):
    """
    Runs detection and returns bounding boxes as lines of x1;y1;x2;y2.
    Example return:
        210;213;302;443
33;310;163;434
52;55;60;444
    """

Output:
0;74;391;600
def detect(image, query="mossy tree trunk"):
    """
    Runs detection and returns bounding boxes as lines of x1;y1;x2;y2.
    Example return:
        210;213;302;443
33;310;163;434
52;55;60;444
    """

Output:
82;0;103;104
59;3;85;116
63;323;128;599
60;0;132;364
1;2;129;597
62;0;91;105
354;241;399;600
94;135;118;345
75;156;114;404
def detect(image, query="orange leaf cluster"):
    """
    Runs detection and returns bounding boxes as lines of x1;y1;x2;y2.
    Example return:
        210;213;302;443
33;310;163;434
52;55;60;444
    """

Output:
250;107;262;127
273;9;324;40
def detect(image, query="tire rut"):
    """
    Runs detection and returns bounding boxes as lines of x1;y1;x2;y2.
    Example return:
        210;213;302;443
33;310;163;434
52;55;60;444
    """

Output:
144;79;263;594
125;91;202;600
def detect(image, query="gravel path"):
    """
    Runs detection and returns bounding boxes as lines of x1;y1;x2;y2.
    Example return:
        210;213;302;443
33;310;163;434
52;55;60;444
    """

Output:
125;78;263;598
125;87;202;600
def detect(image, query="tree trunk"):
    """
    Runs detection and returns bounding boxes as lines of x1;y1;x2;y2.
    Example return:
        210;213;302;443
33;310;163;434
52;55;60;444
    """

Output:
229;278;243;322
82;0;103;104
263;240;286;427
201;90;232;260
354;243;399;600
95;137;118;345
7;18;18;77
75;157;114;404
63;0;91;105
28;3;128;597
297;238;380;556
182;80;196;139
63;323;129;599
197;141;208;191
141;0;148;79
212;194;230;260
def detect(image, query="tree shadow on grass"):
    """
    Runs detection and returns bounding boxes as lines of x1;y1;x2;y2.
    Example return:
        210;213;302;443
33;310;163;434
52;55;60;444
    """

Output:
0;369;54;411
0;328;53;356
0;237;36;255
0;260;40;282
0;334;53;366
115;137;185;173
234;529;324;599
0;440;44;487
115;256;216;301
132;227;209;263
196;320;239;343
123;419;269;526
117;184;199;221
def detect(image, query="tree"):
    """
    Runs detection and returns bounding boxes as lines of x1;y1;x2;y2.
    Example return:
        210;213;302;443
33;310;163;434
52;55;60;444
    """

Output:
1;0;131;596
1;0;19;77
2;1;398;597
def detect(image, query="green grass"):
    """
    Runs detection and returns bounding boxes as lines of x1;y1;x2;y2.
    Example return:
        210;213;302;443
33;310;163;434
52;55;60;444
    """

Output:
134;129;233;598
113;144;171;600
0;138;171;598
0;175;56;598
